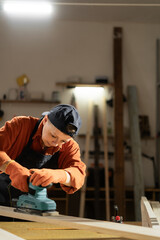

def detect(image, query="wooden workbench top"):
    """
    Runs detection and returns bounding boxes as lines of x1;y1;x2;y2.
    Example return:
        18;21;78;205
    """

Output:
0;206;160;240
0;222;123;240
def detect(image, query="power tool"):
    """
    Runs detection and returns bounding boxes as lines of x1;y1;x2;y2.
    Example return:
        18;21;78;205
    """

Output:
14;182;57;216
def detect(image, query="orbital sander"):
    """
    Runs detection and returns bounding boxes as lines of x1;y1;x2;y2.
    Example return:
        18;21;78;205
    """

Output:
14;181;57;216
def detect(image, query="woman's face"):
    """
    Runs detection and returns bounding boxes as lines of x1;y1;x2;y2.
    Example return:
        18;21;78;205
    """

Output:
42;116;71;148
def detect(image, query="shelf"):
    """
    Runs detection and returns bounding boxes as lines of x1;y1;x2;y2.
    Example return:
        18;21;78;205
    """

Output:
78;134;155;141
56;82;114;88
78;134;114;139
86;187;160;192
85;187;160;202
0;100;60;104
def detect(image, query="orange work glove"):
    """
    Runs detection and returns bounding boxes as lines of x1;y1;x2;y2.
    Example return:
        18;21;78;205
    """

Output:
29;169;67;187
5;161;30;192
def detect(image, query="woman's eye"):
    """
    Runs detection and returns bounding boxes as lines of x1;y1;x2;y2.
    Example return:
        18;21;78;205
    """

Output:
51;134;56;138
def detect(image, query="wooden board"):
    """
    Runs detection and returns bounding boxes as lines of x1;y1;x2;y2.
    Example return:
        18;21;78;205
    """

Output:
0;222;124;240
0;228;24;240
79;100;93;218
113;27;125;218
128;86;144;221
93;104;101;219
141;196;160;229
1;206;160;240
102;96;110;220
151;201;160;225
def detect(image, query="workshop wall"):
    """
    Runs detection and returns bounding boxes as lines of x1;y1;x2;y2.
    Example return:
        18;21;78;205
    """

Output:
0;13;159;187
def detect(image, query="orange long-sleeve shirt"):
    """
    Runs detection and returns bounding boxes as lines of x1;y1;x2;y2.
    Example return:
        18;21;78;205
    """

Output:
0;116;86;193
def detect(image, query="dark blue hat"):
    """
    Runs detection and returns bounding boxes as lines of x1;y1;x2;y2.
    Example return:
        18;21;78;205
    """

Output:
47;104;81;137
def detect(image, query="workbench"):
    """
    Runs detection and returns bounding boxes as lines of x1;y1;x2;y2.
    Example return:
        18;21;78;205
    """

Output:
0;206;160;240
0;221;138;240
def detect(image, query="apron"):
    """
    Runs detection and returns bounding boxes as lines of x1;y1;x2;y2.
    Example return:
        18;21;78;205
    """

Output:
0;117;59;206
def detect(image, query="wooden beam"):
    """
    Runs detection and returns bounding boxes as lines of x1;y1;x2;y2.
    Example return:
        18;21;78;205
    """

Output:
93;104;100;219
128;86;144;221
1;206;160;240
79;100;93;217
113;27;125;217
102;96;110;220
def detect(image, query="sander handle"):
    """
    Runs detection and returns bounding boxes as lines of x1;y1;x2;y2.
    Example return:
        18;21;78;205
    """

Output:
28;174;53;189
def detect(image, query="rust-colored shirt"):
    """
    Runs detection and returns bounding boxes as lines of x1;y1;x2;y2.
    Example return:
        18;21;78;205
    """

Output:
0;116;86;193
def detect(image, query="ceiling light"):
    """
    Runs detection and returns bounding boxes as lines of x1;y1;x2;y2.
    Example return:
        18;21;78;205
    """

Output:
3;1;53;18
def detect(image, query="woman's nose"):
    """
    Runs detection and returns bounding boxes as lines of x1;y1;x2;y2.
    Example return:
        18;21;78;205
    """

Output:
52;138;59;146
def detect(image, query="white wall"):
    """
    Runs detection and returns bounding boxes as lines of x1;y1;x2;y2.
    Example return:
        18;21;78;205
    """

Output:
0;13;159;187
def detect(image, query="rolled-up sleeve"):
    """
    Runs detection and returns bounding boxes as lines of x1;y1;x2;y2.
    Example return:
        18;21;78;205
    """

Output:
58;140;86;194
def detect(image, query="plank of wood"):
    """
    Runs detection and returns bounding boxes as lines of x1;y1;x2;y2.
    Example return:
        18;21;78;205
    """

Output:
1;206;160;240
0;222;122;240
128;86;144;221
150;201;160;225
113;27;125;218
93;104;100;219
141;197;160;229
79;100;93;217
0;228;24;240
102;96;110;220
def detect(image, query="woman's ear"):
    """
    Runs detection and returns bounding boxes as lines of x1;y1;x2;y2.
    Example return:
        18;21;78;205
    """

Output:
43;115;48;125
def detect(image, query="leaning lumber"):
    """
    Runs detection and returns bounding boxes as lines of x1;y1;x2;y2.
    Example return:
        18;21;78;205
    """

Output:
128;86;144;221
79;100;93;218
0;206;160;240
141;196;160;229
150;200;160;225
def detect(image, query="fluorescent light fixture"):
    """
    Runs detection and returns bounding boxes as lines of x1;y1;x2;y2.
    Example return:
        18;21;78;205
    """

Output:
75;87;105;101
3;1;53;17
